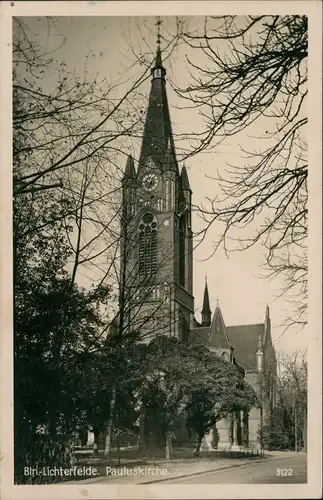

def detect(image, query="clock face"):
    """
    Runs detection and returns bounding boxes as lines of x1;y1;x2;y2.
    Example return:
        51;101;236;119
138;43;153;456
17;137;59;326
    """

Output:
142;173;158;192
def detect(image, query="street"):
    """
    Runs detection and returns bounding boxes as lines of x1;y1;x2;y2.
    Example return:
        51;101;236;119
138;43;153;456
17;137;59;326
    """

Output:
158;454;307;484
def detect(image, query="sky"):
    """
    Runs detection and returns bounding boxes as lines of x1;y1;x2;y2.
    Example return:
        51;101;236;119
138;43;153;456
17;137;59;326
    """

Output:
15;15;308;354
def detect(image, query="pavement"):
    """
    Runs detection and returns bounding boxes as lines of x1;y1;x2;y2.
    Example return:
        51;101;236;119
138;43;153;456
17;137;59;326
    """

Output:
162;453;307;484
63;451;306;485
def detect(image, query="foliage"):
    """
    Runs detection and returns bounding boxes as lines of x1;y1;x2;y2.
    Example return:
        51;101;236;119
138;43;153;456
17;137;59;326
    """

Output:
139;336;257;457
12;17;147;458
261;349;307;450
185;355;256;455
14;435;75;484
262;405;294;451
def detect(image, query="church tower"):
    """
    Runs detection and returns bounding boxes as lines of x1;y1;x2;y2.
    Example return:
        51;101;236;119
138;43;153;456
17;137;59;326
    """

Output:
120;37;194;341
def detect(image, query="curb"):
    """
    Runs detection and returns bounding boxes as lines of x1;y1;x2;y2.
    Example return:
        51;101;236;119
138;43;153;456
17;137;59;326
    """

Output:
140;454;298;484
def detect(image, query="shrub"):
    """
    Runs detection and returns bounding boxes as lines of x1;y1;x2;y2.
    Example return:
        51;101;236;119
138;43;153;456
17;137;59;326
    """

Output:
15;434;75;484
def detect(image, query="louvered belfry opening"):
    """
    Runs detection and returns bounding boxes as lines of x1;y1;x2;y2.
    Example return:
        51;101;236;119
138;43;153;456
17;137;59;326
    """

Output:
138;212;157;278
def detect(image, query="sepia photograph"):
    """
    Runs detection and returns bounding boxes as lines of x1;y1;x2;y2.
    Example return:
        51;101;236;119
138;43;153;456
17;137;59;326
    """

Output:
0;2;322;499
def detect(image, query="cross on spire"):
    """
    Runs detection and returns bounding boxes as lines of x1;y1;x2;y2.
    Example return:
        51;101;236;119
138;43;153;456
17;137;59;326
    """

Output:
152;17;165;74
156;16;162;46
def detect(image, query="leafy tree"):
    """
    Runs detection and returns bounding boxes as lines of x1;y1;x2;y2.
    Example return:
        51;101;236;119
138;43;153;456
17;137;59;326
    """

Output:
262;405;294;451
261;349;307;451
186;358;256;456
185;387;216;456
13;17;182;464
139;336;257;459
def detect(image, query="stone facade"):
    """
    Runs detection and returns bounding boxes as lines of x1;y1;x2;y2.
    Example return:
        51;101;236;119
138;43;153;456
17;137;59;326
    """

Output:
192;298;277;449
121;46;194;342
120;44;277;448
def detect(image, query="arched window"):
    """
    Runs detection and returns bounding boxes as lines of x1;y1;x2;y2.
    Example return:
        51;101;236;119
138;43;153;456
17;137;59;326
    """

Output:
138;213;157;278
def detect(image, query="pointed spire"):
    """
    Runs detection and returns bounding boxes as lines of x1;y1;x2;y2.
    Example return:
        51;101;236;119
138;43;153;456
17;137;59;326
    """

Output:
181;165;191;191
154;45;163;69
151;17;166;79
122;155;136;182
138;18;176;173
164;140;177;172
201;278;212;327
209;302;234;349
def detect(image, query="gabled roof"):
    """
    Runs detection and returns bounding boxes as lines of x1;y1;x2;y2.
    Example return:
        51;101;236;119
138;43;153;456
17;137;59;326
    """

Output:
190;322;265;371
209;304;234;349
226;324;265;370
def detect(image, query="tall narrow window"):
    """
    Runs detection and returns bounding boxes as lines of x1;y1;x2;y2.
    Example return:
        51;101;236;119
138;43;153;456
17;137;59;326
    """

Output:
179;215;186;287
170;180;174;210
165;179;169;209
138;213;157;278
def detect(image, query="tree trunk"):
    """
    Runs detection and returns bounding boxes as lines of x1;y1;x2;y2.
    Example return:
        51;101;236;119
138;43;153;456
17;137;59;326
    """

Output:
48;408;57;438
104;385;117;457
165;431;173;460
193;434;203;458
303;411;307;452
93;426;99;455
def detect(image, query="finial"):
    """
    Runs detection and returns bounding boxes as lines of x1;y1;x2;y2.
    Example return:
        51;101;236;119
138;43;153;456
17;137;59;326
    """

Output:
156;16;162;46
205;275;207;284
152;17;166;77
217;298;219;306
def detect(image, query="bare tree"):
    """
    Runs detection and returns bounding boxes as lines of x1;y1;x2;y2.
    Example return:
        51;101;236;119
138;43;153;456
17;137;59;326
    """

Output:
277;349;307;451
165;15;308;326
13;17;191;455
260;348;307;451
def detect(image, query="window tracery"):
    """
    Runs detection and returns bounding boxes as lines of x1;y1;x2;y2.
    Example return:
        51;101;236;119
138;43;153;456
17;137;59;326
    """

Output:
138;212;157;277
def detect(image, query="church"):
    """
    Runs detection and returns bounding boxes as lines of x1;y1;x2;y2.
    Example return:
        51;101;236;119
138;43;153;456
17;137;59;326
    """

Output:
120;39;277;450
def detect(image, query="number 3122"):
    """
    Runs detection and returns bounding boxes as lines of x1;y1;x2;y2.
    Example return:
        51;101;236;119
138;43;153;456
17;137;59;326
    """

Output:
276;468;293;476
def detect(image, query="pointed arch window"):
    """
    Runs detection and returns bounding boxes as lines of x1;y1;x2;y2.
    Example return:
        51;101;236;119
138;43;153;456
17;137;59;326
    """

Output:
138;212;157;278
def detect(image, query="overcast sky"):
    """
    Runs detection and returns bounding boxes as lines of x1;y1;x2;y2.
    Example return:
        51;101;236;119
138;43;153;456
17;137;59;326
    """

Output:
15;15;308;354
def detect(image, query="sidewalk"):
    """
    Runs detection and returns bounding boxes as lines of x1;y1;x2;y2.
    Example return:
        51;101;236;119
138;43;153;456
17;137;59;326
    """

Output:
64;451;299;485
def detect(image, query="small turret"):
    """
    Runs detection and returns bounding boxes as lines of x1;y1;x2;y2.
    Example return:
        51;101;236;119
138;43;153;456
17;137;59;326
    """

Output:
201;278;212;327
180;165;191;192
122;155;136;184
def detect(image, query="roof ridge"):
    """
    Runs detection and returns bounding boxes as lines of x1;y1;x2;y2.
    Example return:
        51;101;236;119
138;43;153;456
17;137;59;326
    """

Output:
226;322;265;328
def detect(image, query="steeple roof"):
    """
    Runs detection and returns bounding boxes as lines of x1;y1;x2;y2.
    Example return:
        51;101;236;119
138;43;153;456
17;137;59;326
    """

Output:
122;155;136;182
201;278;212;327
202;279;211;317
138;45;177;173
209;302;234;350
153;45;164;72
181;166;191;191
